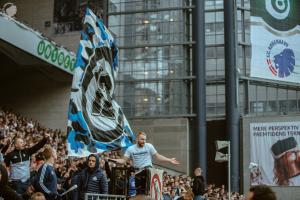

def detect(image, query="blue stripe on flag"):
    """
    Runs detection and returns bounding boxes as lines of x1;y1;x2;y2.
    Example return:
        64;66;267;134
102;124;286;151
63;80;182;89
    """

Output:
75;44;85;68
67;8;135;157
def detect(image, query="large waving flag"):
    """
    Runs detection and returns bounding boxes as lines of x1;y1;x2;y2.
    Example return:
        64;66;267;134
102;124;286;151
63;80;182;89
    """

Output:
67;8;135;157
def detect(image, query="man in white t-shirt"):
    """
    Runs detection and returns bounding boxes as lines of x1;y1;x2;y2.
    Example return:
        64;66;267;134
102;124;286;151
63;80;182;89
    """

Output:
111;131;179;194
113;131;179;169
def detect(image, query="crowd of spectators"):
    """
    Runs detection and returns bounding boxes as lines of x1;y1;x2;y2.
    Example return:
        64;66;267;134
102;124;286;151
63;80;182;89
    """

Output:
162;174;244;200
0;108;246;200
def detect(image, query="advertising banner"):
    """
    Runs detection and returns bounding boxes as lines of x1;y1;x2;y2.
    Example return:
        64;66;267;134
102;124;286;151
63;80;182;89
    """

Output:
250;121;300;186
250;0;300;83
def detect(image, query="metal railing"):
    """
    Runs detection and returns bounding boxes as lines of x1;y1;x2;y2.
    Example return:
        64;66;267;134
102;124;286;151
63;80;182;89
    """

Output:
84;193;127;200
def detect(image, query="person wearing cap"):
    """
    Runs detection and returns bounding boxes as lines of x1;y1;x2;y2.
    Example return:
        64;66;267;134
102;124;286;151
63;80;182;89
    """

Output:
75;154;108;200
271;137;300;185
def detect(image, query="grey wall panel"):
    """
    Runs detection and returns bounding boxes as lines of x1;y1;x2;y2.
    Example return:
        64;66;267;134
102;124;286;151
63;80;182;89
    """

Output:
130;118;190;174
0;67;71;132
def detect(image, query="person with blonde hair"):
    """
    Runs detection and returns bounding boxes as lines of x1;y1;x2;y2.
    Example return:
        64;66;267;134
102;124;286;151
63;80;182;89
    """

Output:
35;146;58;200
183;189;194;200
31;192;46;200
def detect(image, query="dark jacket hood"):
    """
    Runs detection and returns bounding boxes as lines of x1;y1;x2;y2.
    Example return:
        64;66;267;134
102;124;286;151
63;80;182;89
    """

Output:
82;154;101;191
87;154;100;170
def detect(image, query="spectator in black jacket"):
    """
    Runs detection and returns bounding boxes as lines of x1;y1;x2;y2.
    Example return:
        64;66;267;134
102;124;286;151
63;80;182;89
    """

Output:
75;154;108;200
0;164;22;200
192;167;205;200
70;161;85;200
4;133;50;195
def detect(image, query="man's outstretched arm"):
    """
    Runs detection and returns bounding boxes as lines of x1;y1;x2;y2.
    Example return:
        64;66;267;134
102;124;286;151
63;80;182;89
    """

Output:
154;153;179;165
109;156;130;165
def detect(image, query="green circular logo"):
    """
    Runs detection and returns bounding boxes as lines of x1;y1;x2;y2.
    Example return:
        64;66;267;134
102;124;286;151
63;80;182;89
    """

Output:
58;52;64;65
70;58;76;71
37;40;74;73
37;41;45;55
64;55;71;69
51;48;58;62
44;44;52;59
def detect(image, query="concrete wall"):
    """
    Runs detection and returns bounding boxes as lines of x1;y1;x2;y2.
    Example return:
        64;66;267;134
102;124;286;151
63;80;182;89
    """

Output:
0;66;72;131
7;0;80;52
130;118;190;174
242;115;300;199
10;0;54;36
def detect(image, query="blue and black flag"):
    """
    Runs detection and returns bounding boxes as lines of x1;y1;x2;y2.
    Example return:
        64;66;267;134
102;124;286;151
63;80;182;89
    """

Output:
67;8;135;157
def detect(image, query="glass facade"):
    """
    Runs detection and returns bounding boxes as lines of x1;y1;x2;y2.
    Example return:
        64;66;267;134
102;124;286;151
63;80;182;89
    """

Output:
108;0;300;119
108;0;192;117
53;0;104;34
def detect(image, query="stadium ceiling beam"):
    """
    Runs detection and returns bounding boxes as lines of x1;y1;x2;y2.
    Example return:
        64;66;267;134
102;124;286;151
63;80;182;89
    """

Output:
127;113;197;120
240;76;300;90
115;76;196;84
118;41;195;49
205;6;250;13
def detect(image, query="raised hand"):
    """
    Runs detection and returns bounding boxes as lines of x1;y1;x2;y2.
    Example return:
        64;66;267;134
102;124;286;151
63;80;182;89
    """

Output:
170;158;180;165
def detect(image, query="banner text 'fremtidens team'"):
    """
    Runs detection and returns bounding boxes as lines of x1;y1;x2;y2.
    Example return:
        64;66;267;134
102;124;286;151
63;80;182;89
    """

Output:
252;125;300;137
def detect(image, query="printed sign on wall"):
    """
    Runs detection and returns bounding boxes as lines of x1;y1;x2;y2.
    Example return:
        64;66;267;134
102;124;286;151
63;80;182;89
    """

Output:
250;121;300;186
250;0;300;83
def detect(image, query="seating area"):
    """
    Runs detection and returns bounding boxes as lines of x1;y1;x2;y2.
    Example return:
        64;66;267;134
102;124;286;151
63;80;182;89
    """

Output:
0;108;244;199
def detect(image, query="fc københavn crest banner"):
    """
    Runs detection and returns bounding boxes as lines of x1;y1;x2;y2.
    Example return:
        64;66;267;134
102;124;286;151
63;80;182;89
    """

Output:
250;0;300;83
67;8;135;157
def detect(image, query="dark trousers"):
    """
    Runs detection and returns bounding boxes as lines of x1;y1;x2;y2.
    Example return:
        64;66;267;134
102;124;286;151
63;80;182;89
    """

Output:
10;179;30;195
135;169;148;195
